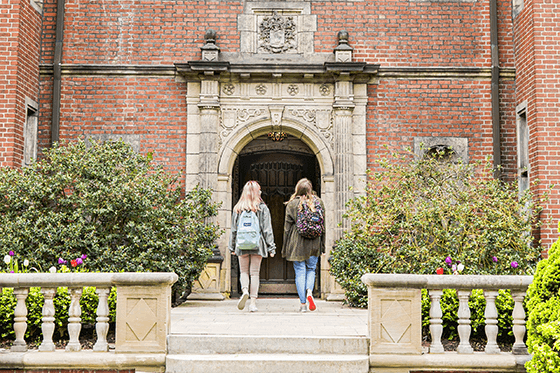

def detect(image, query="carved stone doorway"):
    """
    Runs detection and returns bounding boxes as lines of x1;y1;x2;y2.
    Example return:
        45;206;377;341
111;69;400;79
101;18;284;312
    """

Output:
231;136;320;295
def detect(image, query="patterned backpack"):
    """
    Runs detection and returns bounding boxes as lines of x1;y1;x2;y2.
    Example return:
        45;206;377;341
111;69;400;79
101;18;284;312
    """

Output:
296;197;324;239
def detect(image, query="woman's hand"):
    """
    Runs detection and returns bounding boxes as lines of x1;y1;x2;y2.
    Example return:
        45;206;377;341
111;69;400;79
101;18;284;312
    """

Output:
270;253;275;258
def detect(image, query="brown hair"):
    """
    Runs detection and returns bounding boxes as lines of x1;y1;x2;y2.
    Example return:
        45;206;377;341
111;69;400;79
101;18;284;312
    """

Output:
287;178;316;210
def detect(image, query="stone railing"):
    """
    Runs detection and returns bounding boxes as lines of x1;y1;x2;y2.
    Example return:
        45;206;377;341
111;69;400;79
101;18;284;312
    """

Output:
0;272;177;372
362;274;532;372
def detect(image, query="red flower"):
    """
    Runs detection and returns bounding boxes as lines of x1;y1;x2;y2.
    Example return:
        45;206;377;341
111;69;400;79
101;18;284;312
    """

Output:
71;260;77;267
436;267;444;275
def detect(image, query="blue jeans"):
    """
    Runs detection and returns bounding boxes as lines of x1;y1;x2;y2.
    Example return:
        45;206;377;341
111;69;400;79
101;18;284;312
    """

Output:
293;256;319;304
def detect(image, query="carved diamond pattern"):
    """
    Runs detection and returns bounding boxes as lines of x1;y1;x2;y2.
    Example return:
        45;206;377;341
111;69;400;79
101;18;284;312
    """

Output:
380;300;412;343
126;299;157;341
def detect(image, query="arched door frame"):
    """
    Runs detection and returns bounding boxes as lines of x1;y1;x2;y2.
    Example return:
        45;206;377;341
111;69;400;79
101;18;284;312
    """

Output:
216;117;336;298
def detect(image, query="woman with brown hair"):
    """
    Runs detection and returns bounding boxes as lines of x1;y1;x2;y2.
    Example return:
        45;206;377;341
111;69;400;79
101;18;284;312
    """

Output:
282;178;325;312
228;180;276;312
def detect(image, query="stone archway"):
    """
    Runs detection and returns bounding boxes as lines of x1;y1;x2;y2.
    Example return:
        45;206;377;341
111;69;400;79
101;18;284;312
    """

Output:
177;60;377;300
216;117;336;299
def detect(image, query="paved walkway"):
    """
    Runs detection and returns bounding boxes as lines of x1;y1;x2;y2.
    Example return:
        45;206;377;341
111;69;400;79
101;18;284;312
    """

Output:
170;298;368;337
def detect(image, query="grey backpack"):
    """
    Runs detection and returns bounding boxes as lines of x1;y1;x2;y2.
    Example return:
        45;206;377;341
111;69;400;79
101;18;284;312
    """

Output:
235;210;261;251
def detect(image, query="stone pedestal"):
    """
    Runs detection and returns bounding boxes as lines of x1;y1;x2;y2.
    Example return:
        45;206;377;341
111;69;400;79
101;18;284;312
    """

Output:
368;288;422;355
116;284;172;353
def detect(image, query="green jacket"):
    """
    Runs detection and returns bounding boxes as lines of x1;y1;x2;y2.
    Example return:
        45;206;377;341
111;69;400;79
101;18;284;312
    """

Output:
282;196;326;261
228;202;276;257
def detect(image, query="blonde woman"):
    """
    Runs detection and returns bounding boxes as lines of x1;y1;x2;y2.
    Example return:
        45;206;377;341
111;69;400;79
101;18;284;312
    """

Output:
282;178;325;312
228;180;276;312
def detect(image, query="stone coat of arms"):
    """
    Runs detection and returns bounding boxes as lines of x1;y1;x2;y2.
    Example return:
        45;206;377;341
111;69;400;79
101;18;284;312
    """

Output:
258;11;297;53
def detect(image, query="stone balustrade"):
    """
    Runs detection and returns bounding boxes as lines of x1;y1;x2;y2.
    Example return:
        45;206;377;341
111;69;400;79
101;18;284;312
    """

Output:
0;272;177;372
362;273;532;372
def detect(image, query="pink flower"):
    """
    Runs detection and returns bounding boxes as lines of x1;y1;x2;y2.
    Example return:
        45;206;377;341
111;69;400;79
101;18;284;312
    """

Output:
436;267;444;275
76;258;83;265
492;256;498;263
58;257;65;264
511;261;519;268
81;254;87;260
445;256;452;266
8;251;14;256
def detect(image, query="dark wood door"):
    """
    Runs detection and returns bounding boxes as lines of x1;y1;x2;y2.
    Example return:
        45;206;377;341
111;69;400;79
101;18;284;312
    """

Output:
237;152;320;294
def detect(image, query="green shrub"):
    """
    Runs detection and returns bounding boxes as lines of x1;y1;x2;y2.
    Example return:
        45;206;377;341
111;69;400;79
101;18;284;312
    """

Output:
330;151;546;341
0;139;222;300
525;223;560;372
330;152;545;308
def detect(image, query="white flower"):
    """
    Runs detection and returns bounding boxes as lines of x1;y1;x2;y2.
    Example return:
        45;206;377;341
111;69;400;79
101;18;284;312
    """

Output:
49;266;57;273
3;255;10;265
23;259;29;267
457;263;465;272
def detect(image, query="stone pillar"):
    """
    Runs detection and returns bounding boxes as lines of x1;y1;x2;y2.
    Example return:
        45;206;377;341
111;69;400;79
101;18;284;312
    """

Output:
198;79;220;191
333;76;354;238
115;284;172;353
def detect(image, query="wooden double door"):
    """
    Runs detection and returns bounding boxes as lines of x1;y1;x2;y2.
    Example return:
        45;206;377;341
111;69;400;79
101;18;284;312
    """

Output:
234;151;320;295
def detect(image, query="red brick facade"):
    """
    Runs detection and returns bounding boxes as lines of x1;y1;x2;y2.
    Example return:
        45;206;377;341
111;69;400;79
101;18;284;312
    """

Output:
3;0;559;248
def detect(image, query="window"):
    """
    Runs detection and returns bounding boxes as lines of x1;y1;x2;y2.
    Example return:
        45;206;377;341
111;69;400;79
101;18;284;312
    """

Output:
23;98;38;167
516;103;529;195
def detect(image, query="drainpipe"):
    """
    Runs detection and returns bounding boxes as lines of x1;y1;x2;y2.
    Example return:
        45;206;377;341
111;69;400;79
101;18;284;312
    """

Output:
51;0;65;145
490;0;501;178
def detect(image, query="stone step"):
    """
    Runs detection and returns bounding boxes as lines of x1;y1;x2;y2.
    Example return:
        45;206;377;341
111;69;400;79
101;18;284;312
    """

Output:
165;353;370;373
167;334;369;355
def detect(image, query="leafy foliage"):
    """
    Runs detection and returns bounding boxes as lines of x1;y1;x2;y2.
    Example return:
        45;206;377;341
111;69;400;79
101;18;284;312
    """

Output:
525;223;560;372
330;151;545;308
0;139;222;298
329;151;546;341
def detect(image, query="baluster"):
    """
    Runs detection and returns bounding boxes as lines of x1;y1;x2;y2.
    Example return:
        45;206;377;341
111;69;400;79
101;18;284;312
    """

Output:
93;287;110;351
457;290;474;354
39;288;56;351
484;290;500;354
429;290;444;353
66;287;83;351
512;291;529;355
11;288;29;352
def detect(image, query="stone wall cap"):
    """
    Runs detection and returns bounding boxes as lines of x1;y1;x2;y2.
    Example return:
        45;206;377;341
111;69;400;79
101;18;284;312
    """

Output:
361;273;533;291
0;272;178;288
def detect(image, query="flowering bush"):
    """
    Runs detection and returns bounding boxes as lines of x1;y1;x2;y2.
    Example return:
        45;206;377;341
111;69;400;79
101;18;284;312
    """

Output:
330;151;547;308
2;251;35;273
0;139;222;302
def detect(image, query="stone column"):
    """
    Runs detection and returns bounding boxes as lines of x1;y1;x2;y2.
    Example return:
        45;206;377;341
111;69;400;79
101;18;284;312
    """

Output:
333;76;354;239
198;79;220;191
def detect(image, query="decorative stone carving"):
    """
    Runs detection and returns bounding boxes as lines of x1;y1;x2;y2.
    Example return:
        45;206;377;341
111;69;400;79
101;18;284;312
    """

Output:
319;83;331;96
287;84;299;96
334;30;353;62
222;83;235;95
201;29;220;61
255;84;267;95
287;108;334;147
258;11;297;54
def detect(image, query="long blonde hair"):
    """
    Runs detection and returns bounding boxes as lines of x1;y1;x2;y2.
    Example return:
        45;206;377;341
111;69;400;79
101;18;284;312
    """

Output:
233;180;263;213
287;178;316;211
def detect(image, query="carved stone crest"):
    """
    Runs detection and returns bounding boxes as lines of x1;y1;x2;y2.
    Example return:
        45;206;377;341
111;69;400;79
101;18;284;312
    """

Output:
258;11;296;54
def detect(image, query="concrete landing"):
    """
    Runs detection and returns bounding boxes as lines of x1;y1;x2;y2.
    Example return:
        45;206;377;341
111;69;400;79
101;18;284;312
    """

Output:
170;298;368;337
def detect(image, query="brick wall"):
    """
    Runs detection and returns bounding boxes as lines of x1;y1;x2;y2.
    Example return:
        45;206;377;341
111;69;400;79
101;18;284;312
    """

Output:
513;0;560;248
31;0;558;245
0;0;41;167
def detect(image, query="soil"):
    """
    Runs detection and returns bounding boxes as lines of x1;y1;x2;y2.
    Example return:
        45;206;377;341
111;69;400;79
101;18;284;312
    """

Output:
423;337;513;352
0;329;115;351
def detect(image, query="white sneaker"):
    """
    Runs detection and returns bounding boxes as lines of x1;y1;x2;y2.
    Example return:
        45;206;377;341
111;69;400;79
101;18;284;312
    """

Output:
299;304;307;313
237;291;249;310
248;299;258;312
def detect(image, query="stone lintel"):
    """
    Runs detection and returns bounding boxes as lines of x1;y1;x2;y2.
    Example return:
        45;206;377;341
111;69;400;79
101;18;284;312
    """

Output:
175;62;379;83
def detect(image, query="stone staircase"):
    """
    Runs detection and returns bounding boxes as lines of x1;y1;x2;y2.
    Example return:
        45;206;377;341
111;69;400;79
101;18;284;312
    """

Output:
165;334;370;373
